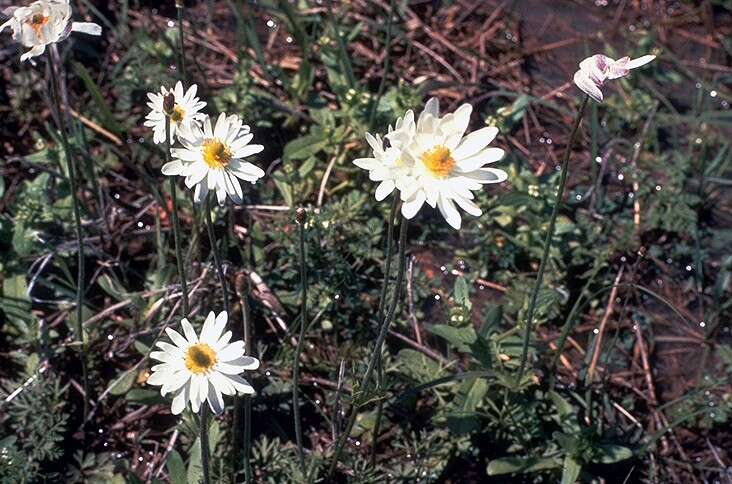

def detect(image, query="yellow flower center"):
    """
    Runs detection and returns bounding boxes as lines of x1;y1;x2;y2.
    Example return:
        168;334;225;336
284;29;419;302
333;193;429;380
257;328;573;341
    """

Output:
28;13;49;36
202;138;232;169
185;343;217;375
170;105;186;124
421;145;455;178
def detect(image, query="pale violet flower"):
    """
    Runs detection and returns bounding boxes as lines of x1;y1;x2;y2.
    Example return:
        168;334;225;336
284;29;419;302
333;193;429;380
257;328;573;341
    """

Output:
147;311;259;415
1;0;101;62
573;54;656;102
395;98;507;230
144;81;206;144
162;113;265;205
353;110;416;201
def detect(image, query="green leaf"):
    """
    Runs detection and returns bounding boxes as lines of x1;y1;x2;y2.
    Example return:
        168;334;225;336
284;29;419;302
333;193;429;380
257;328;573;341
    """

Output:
109;368;137;396
427;324;477;352
1;273;33;324
167;450;186;484
126;389;164;405
272;173;294;208
446;377;488;434
283;133;327;162
396;348;442;383
453;277;470;307
561;455;581;484
187;438;203;484
72;62;122;134
487;456;561;475
595;444;633;464
548;391;573;419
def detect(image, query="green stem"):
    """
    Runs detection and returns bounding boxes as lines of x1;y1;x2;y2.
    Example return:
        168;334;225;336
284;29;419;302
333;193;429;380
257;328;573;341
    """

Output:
200;405;211;484
367;0;397;131
47;49;89;422
324;0;355;88
293;215;308;475
166;118;190;318
328;216;409;479
516;95;589;384
176;1;188;84
242;285;253;484
204;196;230;315
370;195;398;468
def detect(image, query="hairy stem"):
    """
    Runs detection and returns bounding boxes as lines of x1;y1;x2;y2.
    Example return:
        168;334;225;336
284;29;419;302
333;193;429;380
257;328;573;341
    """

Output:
367;0;397;131
328;216;409;478
293;214;308;475
516;95;589;384
370;195;399;468
166;120;190;318
200;405;211;484
47;48;89;421
204;197;230;314
175;1;188;84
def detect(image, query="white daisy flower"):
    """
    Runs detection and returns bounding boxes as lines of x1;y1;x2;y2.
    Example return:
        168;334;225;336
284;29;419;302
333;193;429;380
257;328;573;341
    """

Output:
353;110;416;201
147;311;259;415
1;0;101;63
162;113;265;205
397;97;508;230
573;54;656;103
143;81;206;145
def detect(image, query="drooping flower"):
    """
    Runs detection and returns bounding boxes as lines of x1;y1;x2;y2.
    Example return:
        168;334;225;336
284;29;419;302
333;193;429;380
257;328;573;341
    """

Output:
573;54;656;102
0;0;101;62
395;98;508;230
147;311;259;415
353;110;416;201
162;113;265;205
144;82;206;145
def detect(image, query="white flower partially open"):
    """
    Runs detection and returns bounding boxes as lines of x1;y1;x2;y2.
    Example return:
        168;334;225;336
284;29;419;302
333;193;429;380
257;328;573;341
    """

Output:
573;54;656;102
144;82;206;144
396;98;508;230
353;110;416;201
162;113;265;205
1;0;101;62
147;311;259;415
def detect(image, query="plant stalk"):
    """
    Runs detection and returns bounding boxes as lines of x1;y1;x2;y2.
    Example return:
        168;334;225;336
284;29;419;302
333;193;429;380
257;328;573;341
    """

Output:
328;216;409;478
516;94;589;384
204;196;230;315
370;195;399;468
242;284;253;484
175;0;188;84
166;118;190;318
200;405;211;484
367;0;397;131
47;49;89;421
293;211;308;475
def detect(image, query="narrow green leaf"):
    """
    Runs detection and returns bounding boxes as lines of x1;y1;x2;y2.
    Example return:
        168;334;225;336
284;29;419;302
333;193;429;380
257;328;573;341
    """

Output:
487;456;561;475
560;455;581;484
167;449;186;484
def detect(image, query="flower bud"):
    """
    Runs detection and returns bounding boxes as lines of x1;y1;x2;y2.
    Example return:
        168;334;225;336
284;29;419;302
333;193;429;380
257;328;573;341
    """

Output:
295;207;307;225
163;92;176;116
235;272;248;297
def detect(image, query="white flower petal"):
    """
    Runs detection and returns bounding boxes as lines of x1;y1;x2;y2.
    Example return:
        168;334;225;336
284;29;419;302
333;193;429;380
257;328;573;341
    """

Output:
207;382;224;415
401;191;426;219
452;127;499;160
181;318;198;344
217;341;246;362
171;384;189;414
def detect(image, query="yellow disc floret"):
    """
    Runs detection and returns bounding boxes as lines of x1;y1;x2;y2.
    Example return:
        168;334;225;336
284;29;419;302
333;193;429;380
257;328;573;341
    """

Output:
170;105;186;124
202;138;232;169
28;13;49;37
185;343;217;374
421;145;455;178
